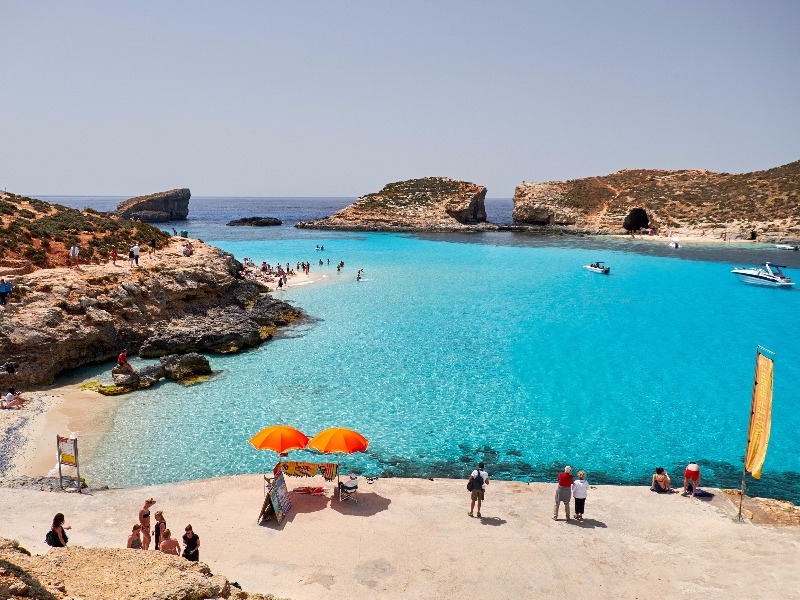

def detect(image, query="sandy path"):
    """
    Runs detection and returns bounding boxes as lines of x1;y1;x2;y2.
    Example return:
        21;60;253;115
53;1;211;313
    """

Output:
0;476;797;600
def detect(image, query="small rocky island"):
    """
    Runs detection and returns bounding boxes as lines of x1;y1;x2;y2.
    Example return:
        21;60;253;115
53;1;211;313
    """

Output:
227;216;282;226
115;188;191;222
296;177;495;231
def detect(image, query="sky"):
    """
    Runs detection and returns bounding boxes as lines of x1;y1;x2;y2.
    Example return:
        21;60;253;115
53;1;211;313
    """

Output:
1;1;799;198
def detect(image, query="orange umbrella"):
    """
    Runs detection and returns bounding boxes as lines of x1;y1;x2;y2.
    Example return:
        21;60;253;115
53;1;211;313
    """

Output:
249;425;309;453
307;427;369;454
308;427;369;488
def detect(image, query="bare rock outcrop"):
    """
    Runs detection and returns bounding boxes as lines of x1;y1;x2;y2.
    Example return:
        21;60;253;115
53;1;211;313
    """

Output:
227;216;282;226
0;536;278;599
297;177;494;231
0;239;303;388
116;188;191;222
513;160;800;239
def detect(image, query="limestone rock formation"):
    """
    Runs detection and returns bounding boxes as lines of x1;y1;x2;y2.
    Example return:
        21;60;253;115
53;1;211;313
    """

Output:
0;536;276;599
116;188;191;222
104;352;212;394
513;160;800;239
0;239;303;388
297;177;494;231
227;216;282;226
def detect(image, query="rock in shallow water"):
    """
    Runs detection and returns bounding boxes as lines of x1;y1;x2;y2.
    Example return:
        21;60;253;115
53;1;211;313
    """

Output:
226;216;282;226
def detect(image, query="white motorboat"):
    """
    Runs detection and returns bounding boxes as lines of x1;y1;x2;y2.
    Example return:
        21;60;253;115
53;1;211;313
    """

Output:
731;262;795;288
776;244;799;251
583;261;610;274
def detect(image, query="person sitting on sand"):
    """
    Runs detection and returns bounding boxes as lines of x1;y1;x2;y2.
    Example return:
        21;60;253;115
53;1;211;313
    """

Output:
117;350;138;375
683;462;701;497
159;528;181;555
127;524;143;549
2;388;26;409
651;467;671;493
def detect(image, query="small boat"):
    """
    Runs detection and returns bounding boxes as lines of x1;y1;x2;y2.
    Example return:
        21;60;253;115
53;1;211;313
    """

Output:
731;262;795;288
776;244;800;251
583;261;610;274
668;237;681;249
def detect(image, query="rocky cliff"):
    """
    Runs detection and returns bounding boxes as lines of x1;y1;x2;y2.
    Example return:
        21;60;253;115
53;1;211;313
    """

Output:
0;192;169;274
116;188;191;222
0;238;302;388
0;536;278;599
296;177;493;231
513;160;800;240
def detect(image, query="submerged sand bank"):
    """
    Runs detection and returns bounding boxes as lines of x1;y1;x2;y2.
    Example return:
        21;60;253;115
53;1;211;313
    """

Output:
0;476;798;599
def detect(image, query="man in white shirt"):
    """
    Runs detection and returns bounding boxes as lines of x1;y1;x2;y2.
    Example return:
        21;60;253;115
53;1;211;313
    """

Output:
69;244;80;267
468;462;489;518
131;243;141;267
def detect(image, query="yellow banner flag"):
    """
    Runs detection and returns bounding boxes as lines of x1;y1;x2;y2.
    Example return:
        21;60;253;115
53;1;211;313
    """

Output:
744;353;773;479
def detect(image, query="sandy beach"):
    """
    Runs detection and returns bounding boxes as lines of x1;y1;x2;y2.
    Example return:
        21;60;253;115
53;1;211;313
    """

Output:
0;475;798;599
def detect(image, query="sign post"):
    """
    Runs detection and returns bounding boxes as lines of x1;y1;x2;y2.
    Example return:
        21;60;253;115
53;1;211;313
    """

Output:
56;435;81;492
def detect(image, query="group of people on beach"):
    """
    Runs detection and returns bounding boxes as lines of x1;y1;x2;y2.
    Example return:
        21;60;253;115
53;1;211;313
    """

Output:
1;387;27;410
468;461;705;522
125;498;200;561
46;500;200;562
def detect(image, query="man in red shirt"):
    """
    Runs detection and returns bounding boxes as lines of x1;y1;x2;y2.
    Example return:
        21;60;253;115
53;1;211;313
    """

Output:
553;466;574;520
117;350;139;375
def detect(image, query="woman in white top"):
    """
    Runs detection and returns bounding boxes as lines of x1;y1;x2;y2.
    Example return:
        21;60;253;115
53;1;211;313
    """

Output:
571;470;589;521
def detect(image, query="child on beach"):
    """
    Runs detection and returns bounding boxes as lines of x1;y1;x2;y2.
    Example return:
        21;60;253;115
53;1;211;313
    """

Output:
127;524;143;549
572;470;589;521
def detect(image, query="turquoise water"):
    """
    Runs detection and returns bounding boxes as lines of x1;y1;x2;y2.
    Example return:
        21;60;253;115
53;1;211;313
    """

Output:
85;229;800;501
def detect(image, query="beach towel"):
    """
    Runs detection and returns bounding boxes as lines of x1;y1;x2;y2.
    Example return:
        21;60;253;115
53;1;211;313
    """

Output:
294;486;325;496
319;463;338;481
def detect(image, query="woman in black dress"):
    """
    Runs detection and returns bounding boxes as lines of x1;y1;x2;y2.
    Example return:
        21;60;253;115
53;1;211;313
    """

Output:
49;513;70;547
182;524;200;562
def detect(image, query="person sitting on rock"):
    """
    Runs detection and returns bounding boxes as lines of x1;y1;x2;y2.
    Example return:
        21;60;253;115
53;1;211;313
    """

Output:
117;350;139;375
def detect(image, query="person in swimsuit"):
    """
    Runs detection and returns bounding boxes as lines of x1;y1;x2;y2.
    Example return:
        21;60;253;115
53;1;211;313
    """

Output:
109;246;118;266
127;524;143;549
683;462;701;497
139;498;156;550
651;467;671;493
50;513;70;547
118;350;139;375
182;524;200;562
159;529;181;556
154;510;167;550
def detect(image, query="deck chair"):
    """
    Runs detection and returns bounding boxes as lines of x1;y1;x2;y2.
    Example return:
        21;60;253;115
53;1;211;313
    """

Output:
339;479;358;503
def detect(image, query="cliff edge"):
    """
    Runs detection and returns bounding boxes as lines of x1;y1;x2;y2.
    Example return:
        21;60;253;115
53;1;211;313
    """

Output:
513;160;800;239
296;177;493;231
116;188;191;222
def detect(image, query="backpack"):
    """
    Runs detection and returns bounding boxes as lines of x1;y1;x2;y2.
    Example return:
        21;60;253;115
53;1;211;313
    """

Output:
467;469;483;492
45;529;59;547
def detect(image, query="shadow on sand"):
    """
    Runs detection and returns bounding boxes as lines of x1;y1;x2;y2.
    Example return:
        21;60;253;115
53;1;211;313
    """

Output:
259;490;330;528
478;516;507;526
566;518;607;529
330;491;391;517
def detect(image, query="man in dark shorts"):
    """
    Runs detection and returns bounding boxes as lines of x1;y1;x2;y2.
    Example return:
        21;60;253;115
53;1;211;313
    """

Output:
468;462;489;518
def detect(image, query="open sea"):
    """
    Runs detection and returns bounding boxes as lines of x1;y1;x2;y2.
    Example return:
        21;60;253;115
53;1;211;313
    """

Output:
45;196;800;502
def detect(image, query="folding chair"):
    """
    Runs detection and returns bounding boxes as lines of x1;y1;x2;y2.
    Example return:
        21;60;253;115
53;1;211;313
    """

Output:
339;480;358;503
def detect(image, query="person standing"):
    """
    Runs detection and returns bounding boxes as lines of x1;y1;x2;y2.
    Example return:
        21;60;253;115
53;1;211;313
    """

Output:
139;498;156;550
47;513;70;547
0;278;10;305
153;510;167;550
159;529;181;555
109;246;118;266
131;242;141;267
683;462;701;497
182;524;200;562
553;466;574;521
127;524;143;549
69;243;80;267
572;470;589;521
149;237;157;258
468;462;489;518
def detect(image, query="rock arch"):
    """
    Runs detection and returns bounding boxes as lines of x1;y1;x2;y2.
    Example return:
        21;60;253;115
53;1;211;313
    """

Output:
623;208;649;231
